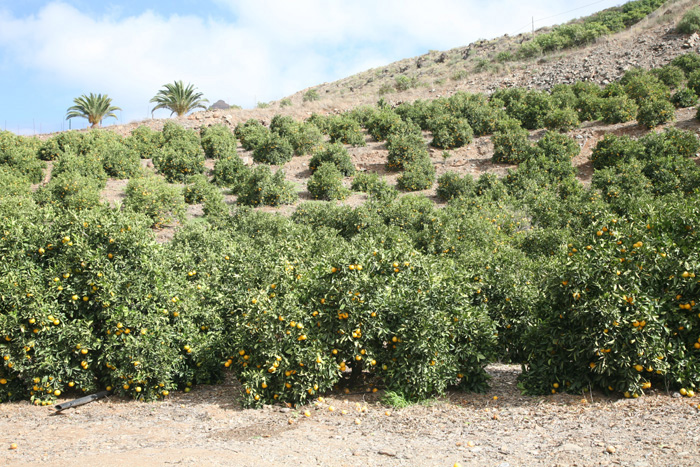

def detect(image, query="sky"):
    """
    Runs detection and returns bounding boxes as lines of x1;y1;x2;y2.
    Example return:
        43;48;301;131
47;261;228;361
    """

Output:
0;0;629;135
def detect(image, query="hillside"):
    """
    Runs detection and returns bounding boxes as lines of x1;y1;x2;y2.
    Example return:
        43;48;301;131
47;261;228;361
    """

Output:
3;1;700;465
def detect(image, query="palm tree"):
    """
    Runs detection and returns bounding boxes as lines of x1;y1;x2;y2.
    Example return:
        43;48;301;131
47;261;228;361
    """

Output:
150;80;209;117
65;93;121;128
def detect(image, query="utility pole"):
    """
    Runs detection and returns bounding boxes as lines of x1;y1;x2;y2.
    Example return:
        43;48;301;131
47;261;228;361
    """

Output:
532;16;535;35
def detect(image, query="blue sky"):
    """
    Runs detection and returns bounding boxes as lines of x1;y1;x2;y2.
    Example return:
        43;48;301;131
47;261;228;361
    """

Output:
0;0;627;134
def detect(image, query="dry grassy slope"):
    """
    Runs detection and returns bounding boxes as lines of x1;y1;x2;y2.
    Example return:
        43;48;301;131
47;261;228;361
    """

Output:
82;0;695;140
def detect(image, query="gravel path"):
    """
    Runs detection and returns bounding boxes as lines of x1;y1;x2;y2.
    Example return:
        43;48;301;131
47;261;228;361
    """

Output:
1;364;699;466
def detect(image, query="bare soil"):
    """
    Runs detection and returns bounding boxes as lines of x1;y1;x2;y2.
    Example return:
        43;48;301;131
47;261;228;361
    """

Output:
1;364;699;466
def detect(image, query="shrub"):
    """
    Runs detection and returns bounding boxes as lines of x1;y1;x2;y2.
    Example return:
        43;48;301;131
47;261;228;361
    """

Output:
285;122;324;156
677;6;700;34
366;109;404;142
37;131;85;161
252;131;294;165
395;75;419;91
124;175;186;227
351;172;381;192
235;119;269;151
601;82;626;98
492;125;532;164
636;98;675;129
280;98;293;108
506;91;554;130
307;162;350;200
303;89;320;102
590;134;644;169
306;113;331;134
686;69;700;97
640;127;700;160
200;124;237;159
544;107;580;132
35;171;104;212
671;88;698;108
309;143;355;176
624;73;670;105
211;155;250;191
671;52;700;76
600;95;638;124
429;115;473;149
650;65;685;90
183;174;219;205
386;131;429;171
0;133;46;184
436;171;474;201
396;156;435;191
152;123;205;182
575;94;604;122
124;126;164;159
533;131;580;162
100;143;141;179
269;115;297;137
550;84;578;109
0;167;32;198
52;152;108;188
236;165;298;206
327;116;366;147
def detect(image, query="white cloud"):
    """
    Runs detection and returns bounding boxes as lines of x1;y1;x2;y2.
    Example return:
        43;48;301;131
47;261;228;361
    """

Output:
0;0;621;127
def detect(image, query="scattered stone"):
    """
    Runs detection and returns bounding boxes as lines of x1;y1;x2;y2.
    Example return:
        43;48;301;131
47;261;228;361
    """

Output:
559;443;584;453
606;445;617;454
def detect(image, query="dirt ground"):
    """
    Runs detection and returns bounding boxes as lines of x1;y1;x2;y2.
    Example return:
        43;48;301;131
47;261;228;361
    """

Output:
1;363;699;467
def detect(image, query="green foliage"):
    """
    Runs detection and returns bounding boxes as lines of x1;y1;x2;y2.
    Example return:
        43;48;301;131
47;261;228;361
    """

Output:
0;167;32;198
366;109;404;142
307;162;350;200
437;171;474;201
492;125;532;164
671;88;698;108
303;89;320;102
640;127;700;160
285;122;324;156
395;75;420;91
100;143;141;179
350;173;398;202
532;131;580;161
34;170;104;212
600;95;638;124
506;91;554;130
280;98;293;108
671;52;700;76
327;116;366;147
624;72;670;105
429;115;474;149
386;131;429;171
124;126;164;159
183;174;221;205
211;155;249;191
38;131;84;161
590;134;644;170
252;131;294;165
65;93;121;128
152;122;205;182
686;69;700;97
677;6;700;34
636;98;675;129
309;143;355;176
0;132;45;184
544;107;580;132
650;65;685;89
124;174;186;227
200;124;237;159
237;165;298;207
150;80;208;117
575;93;604;122
52;152;108;188
235;119;269;151
397;156;435;191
